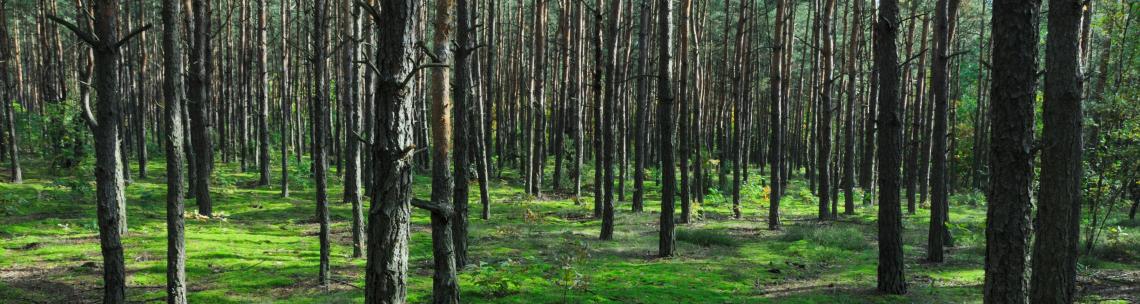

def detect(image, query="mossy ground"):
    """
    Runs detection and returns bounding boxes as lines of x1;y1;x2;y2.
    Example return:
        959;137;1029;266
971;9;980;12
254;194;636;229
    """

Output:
0;158;1136;303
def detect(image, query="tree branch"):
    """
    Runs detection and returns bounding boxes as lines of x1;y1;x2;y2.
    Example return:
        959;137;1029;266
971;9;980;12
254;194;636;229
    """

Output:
46;15;99;46
400;63;451;88
412;199;453;216
355;0;383;25
114;24;154;49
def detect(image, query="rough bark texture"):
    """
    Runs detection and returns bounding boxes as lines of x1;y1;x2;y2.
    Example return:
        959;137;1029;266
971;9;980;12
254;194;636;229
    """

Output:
817;0;836;220
875;0;907;293
256;0;270;186
656;0;676;258
984;0;1039;301
312;0;331;287
599;0;624;241
364;1;420;302
0;0;19;184
769;0;787;230
452;0;475;269
1030;0;1083;300
162;0;187;301
188;0;213;216
928;0;959;263
427;0;460;301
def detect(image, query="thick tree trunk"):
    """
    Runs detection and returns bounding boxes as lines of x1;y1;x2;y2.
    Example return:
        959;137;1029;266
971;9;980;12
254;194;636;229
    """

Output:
161;0;187;301
874;0;907;293
362;1;419;302
983;0;1039;301
1029;0;1083;300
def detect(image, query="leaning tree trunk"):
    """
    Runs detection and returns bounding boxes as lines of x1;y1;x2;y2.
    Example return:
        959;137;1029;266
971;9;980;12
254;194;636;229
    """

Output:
874;0;907;293
1029;0;1083;300
161;0;187;301
983;0;1039;301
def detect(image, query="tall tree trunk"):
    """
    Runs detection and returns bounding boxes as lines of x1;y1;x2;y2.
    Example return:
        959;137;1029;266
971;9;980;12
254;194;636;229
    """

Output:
161;0;187;301
632;0;650;213
49;0;147;300
842;0;861;215
927;0;959;263
0;0;20;183
599;0;624;241
362;0;419;302
656;0;676;258
422;0;461;301
256;0;271;186
769;0;787;230
452;0;476;269
1030;0;1083;300
311;0;331;287
188;0;213;216
280;0;291;197
817;0;836;220
343;0;365;259
983;0;1039;301
677;0;692;223
874;0;907;293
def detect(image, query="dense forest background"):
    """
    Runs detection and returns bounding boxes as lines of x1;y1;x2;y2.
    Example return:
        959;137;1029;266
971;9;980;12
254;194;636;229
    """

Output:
0;0;1138;302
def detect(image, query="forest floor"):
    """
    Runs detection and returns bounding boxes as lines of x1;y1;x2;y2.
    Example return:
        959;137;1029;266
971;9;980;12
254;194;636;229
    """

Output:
0;159;1138;303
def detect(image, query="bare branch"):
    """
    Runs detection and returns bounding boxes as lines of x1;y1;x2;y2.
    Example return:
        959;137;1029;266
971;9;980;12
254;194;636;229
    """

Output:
46;15;99;46
114;24;154;49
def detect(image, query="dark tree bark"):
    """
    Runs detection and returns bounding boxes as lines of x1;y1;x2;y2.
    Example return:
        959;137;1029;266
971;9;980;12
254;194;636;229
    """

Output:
161;0;187;301
874;0;907;293
1029;0;1083;300
768;0;787;230
677;0;692;223
311;0;332;287
928;0;959;263
49;0;149;300
280;0;291;197
983;0;1039;300
361;0;419;301
632;0;651;213
256;0;271;186
529;0;548;197
842;0;862;215
817;0;836;220
0;0;19;183
656;0;676;258
599;0;624;241
452;0;476;269
188;0;213;216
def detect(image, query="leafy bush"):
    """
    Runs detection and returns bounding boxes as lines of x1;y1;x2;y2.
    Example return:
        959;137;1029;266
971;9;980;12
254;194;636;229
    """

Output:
471;261;520;297
780;225;870;251
676;228;737;247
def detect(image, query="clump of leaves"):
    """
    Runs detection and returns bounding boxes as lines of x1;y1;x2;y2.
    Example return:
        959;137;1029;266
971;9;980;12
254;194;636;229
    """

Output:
677;228;737;247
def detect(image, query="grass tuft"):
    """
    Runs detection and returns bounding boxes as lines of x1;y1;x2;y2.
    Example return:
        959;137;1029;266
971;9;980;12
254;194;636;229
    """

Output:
780;225;870;251
676;228;737;247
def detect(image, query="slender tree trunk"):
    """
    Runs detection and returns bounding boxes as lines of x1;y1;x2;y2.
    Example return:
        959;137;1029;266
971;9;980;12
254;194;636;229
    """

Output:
983;0;1039;301
256;0;270;186
656;0;676;258
0;0;19;183
161;0;187;301
188;0;213;216
927;0;959;263
280;0;290;197
768;0;787;230
311;0;331;287
632;0;651;213
423;0;460;300
452;0;477;269
599;0;624;240
817;0;836;220
1029;0;1083;300
677;0;692;223
842;0;861;215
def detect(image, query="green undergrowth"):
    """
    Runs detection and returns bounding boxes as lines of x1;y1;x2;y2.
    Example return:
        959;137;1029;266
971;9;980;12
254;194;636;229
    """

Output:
0;158;1137;303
